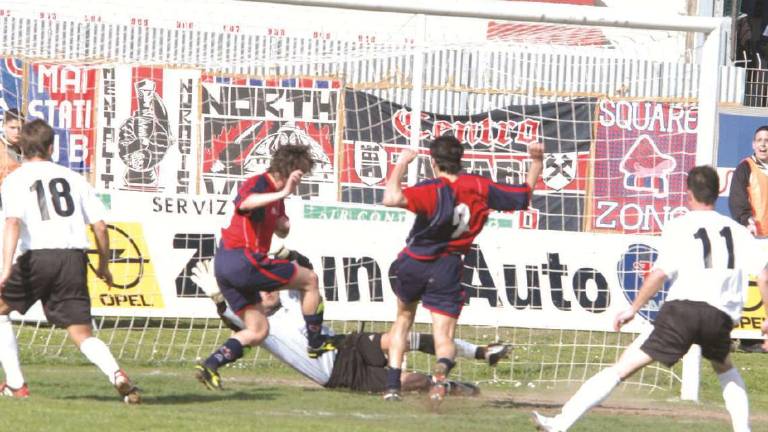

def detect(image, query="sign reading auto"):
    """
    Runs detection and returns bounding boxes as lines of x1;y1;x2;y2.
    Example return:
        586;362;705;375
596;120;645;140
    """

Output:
585;100;697;235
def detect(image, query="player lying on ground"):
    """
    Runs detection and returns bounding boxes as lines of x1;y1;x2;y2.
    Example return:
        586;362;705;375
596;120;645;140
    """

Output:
191;258;509;394
533;166;768;432
0;119;139;403
195;144;334;391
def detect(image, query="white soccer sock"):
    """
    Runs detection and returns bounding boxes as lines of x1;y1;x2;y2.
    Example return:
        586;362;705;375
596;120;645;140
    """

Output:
718;367;751;432
454;338;478;359
0;315;25;388
79;337;121;385
555;367;621;429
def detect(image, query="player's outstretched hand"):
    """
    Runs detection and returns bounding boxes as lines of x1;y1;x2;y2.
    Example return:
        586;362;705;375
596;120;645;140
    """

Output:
613;308;635;332
283;169;304;196
397;149;418;166
528;142;544;162
96;264;114;287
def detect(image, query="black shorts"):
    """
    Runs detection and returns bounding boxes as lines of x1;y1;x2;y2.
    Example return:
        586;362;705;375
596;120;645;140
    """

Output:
641;300;733;367
1;249;91;327
324;332;388;392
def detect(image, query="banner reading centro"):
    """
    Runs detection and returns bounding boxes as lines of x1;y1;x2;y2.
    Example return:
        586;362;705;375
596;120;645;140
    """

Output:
585;99;698;235
342;91;595;231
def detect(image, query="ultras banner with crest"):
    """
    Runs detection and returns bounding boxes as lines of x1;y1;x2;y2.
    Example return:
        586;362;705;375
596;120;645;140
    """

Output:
342;91;595;231
0;58;23;123
96;66;200;193
199;76;340;200
585;99;698;235
27;63;98;172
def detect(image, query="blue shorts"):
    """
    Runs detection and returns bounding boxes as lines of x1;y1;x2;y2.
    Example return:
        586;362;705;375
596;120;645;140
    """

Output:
391;253;465;317
214;246;297;314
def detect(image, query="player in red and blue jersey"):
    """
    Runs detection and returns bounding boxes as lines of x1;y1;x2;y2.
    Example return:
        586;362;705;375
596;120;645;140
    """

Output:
381;135;544;403
195;144;333;391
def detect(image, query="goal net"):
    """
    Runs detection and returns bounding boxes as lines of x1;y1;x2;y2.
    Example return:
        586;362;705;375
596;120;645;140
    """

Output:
0;0;737;394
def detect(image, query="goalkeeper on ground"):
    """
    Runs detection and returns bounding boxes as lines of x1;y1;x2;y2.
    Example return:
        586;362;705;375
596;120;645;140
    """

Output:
191;251;509;394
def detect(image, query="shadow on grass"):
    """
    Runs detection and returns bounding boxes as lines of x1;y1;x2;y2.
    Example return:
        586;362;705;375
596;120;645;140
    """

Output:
484;399;562;410
61;388;280;404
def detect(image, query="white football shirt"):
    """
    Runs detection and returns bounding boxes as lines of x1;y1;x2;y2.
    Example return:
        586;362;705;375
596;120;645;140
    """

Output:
262;290;336;385
653;210;767;322
1;161;106;252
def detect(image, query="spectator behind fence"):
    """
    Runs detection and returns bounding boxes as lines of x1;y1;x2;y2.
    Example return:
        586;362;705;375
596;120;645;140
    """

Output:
728;124;768;353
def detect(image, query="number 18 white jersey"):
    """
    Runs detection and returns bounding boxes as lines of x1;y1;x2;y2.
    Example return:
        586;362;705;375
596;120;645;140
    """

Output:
1;161;106;253
653;210;768;322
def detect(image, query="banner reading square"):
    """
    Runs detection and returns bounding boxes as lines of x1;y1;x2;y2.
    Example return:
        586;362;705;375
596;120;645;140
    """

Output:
26;63;97;172
585;100;697;235
0;58;23;124
200;75;340;199
97;66;199;193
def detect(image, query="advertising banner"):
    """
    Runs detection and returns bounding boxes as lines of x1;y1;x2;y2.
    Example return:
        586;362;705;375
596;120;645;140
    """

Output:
586;99;698;235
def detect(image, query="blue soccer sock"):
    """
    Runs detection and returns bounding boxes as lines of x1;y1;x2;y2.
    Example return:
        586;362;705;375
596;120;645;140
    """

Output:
386;367;402;391
303;301;325;349
204;338;244;371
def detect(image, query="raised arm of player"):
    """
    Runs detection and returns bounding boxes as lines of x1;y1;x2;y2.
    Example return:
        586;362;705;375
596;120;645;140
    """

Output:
91;221;114;287
238;170;303;212
525;142;544;188
382;149;417;208
0;217;20;288
613;269;667;331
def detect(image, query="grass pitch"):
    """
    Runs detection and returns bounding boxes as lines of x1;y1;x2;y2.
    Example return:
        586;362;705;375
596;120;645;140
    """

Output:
1;353;766;432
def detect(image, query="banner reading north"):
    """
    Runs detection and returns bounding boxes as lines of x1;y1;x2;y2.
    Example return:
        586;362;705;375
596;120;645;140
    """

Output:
200;76;340;199
96;66;199;193
0;58;23;124
342;91;594;230
585;100;698;235
26;63;97;172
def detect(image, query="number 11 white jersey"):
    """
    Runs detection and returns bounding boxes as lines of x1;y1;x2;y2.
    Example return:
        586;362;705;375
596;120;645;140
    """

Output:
1;161;106;253
652;210;768;322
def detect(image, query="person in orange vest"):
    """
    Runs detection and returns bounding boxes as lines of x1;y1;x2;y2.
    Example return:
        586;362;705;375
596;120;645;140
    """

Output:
729;124;768;354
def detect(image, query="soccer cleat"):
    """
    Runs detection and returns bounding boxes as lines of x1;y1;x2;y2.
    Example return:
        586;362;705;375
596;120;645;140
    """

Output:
484;343;510;367
531;411;564;432
445;380;480;397
307;336;338;359
382;388;402;402
113;370;141;405
428;379;447;411
194;362;222;391
0;382;29;399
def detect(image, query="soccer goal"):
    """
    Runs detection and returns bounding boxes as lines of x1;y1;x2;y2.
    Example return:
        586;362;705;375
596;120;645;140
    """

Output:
0;0;738;400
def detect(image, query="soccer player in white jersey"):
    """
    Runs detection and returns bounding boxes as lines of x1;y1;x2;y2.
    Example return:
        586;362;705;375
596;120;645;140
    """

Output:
191;259;508;393
0;119;140;403
533;166;768;432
